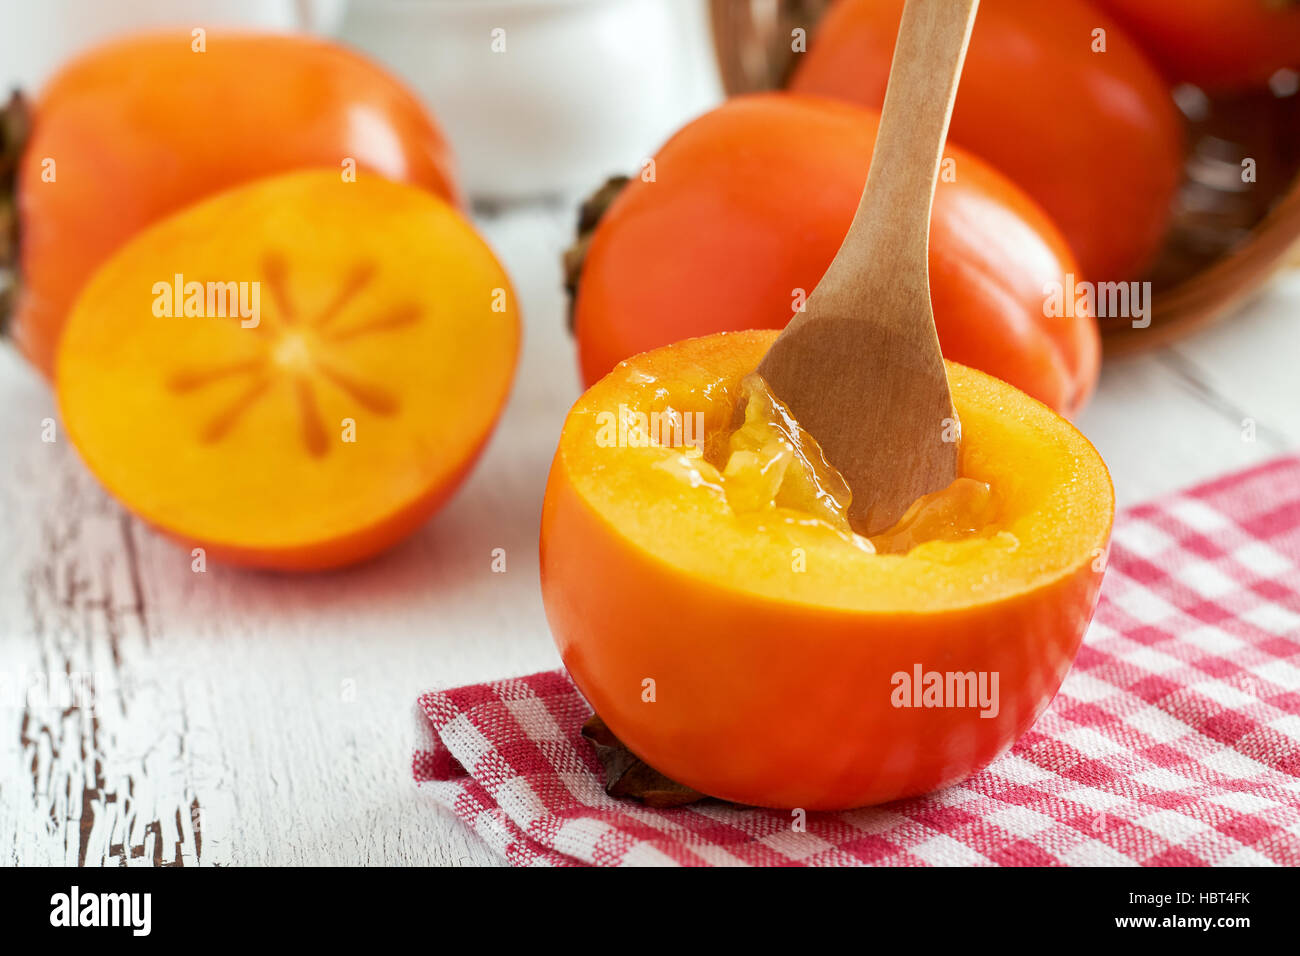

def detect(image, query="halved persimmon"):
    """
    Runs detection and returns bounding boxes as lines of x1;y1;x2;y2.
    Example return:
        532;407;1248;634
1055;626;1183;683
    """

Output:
57;170;519;571
541;330;1113;809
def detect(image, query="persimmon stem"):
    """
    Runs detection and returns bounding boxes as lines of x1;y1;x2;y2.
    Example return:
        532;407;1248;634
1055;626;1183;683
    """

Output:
561;175;630;333
0;90;31;338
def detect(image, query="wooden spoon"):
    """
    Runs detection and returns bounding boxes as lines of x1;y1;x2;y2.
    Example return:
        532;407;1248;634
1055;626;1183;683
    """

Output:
755;0;979;535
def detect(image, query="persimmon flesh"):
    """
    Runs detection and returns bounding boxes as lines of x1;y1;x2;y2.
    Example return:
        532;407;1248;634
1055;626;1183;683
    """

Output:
667;372;999;555
56;171;519;570
541;330;1113;809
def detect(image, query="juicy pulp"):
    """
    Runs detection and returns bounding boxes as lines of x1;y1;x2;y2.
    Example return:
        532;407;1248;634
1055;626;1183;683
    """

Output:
557;330;1112;613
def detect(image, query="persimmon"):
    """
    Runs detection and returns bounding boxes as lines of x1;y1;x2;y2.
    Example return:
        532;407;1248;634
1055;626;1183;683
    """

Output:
4;31;459;379
56;170;518;571
541;330;1113;809
571;95;1099;417
1091;0;1300;92
790;0;1185;283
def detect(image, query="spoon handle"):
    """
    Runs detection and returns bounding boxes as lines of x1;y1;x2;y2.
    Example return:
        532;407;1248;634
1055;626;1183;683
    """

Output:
815;0;979;316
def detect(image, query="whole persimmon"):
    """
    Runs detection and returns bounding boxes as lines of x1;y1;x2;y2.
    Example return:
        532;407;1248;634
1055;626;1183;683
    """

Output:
541;330;1113;809
1091;0;1300;92
56;171;518;571
4;32;459;379
790;0;1185;283
572;95;1099;417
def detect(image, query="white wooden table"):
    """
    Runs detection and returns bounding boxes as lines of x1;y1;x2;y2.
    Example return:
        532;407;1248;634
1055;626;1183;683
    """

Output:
1;201;1297;866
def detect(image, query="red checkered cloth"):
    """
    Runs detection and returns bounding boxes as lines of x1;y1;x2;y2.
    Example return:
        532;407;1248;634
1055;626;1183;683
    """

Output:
413;455;1300;866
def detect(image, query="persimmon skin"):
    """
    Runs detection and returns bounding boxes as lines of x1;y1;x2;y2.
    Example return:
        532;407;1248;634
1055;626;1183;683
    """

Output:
790;0;1185;284
574;95;1099;416
14;31;459;379
1092;0;1300;92
542;330;1113;810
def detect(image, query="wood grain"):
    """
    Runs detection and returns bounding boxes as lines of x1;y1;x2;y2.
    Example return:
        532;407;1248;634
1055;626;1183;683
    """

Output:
0;204;1296;867
0;206;581;867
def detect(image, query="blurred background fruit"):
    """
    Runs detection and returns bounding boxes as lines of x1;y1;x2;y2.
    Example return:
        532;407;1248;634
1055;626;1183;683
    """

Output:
711;0;1300;348
569;95;1100;416
5;31;458;379
1090;0;1300;93
788;0;1185;285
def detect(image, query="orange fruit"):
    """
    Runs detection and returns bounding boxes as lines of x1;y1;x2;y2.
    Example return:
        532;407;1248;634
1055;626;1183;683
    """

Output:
541;330;1113;809
56;170;518;570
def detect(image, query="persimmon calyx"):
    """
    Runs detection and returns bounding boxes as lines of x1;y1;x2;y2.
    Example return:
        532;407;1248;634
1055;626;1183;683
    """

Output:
0;91;31;336
561;175;629;333
581;714;706;808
